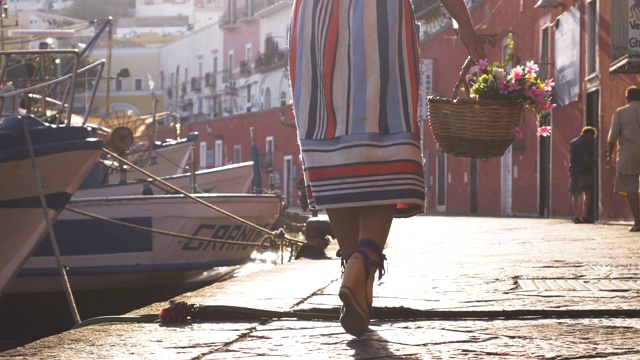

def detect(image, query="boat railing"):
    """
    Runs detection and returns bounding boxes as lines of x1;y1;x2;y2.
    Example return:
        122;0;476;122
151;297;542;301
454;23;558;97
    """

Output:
0;49;105;126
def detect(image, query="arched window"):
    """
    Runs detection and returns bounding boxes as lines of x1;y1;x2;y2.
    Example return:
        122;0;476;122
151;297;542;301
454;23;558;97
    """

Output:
264;87;272;109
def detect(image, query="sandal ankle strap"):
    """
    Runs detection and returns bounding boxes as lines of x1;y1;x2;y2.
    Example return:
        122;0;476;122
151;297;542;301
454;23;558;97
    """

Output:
357;239;387;280
336;240;387;280
336;249;348;272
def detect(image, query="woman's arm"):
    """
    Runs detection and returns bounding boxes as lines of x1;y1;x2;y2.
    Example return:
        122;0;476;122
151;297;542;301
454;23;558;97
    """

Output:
440;0;486;61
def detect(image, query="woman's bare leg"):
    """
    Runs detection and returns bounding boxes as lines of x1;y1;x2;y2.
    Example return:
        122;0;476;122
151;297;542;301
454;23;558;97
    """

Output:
326;204;396;257
326;207;360;258
330;204;396;337
357;204;396;252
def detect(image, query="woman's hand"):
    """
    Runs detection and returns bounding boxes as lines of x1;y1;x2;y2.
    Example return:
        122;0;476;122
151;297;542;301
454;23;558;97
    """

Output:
457;22;486;62
440;0;486;62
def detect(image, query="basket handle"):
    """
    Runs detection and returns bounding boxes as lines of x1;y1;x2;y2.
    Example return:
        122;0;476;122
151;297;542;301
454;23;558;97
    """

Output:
451;57;474;101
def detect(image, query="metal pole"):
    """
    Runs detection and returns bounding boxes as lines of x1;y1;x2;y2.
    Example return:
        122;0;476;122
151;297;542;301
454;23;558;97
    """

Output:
104;19;113;118
189;145;196;193
1;17;4;51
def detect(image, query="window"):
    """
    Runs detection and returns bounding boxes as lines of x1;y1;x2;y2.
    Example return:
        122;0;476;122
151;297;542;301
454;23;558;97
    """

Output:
280;90;287;107
264;87;271;109
206;149;214;167
115;78;123;91
228;51;234;79
436;152;446;208
265;136;274;169
134;78;143;91
611;1;627;61
539;25;550;80
199;141;207;169
246;83;252;108
233;145;241;163
587;0;597;75
214;140;223;167
502;34;513;70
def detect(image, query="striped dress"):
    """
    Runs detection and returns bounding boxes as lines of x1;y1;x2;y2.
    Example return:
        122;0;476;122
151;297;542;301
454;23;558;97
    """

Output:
289;0;425;217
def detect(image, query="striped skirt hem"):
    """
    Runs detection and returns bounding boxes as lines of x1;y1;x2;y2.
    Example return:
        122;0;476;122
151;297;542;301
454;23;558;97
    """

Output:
301;132;426;217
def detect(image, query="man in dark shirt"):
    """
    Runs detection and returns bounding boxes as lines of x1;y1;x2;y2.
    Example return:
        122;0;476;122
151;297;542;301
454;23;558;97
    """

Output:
569;126;598;223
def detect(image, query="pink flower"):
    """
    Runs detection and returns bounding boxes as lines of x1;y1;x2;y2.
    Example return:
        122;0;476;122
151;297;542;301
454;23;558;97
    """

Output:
514;127;523;138
506;81;520;93
536;126;552;137
477;58;489;71
525;61;539;77
468;58;556;129
543;79;555;91
510;66;524;80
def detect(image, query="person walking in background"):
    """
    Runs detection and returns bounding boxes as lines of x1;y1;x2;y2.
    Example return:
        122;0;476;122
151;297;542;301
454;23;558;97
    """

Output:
569;126;598;224
289;0;485;337
608;86;640;232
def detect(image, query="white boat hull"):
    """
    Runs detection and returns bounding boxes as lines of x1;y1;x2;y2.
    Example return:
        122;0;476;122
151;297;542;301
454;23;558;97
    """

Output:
5;194;283;294
104;134;197;184
75;161;254;197
0;133;103;296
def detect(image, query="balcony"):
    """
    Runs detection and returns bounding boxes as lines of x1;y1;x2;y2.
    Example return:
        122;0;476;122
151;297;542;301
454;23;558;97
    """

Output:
222;80;238;96
204;72;216;88
239;60;252;77
180;82;187;98
218;11;239;29
237;5;256;23
253;0;293;17
254;49;287;73
220;68;232;83
191;77;201;92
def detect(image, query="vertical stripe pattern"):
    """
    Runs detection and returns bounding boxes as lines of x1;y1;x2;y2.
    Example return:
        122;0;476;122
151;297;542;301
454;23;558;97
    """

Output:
290;0;425;217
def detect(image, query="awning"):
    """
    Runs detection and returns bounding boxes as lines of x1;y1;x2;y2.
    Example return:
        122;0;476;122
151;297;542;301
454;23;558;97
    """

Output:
609;54;640;74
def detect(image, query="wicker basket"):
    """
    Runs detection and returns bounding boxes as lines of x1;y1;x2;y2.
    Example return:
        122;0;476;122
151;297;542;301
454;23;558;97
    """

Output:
427;58;523;159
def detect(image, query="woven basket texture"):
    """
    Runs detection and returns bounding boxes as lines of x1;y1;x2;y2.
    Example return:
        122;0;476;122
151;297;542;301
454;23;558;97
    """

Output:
427;57;524;159
427;96;523;158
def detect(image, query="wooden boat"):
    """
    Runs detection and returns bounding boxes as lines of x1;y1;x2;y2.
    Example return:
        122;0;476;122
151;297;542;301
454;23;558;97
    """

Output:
75;160;254;198
4;193;283;293
0;44;108;296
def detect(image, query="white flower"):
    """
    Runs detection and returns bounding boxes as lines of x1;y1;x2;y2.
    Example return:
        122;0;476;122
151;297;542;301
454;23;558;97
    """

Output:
493;68;506;80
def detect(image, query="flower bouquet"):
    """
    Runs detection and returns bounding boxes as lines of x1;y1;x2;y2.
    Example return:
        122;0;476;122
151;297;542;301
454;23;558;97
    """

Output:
427;56;555;158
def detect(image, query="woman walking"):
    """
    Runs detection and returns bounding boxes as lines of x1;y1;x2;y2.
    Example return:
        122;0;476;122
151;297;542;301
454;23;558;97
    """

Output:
289;0;485;337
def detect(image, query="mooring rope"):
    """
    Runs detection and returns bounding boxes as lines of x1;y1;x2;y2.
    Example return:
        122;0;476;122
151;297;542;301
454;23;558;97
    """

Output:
64;205;279;248
76;148;306;249
71;304;640;330
22;119;81;325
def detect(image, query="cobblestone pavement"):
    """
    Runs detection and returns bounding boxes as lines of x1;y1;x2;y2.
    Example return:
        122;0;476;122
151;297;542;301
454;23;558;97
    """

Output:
2;215;640;359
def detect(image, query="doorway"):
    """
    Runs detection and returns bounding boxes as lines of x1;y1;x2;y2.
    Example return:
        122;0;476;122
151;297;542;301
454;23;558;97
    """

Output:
538;113;552;217
470;158;478;213
283;156;293;207
586;90;600;220
436;152;447;212
501;147;513;215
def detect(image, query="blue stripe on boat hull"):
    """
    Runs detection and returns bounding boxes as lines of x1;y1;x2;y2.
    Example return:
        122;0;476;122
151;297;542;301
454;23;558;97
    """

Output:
0;117;102;161
32;217;153;257
0;192;72;211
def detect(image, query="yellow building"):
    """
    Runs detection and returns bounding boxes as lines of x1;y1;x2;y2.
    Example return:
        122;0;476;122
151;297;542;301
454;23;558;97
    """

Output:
88;43;164;118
